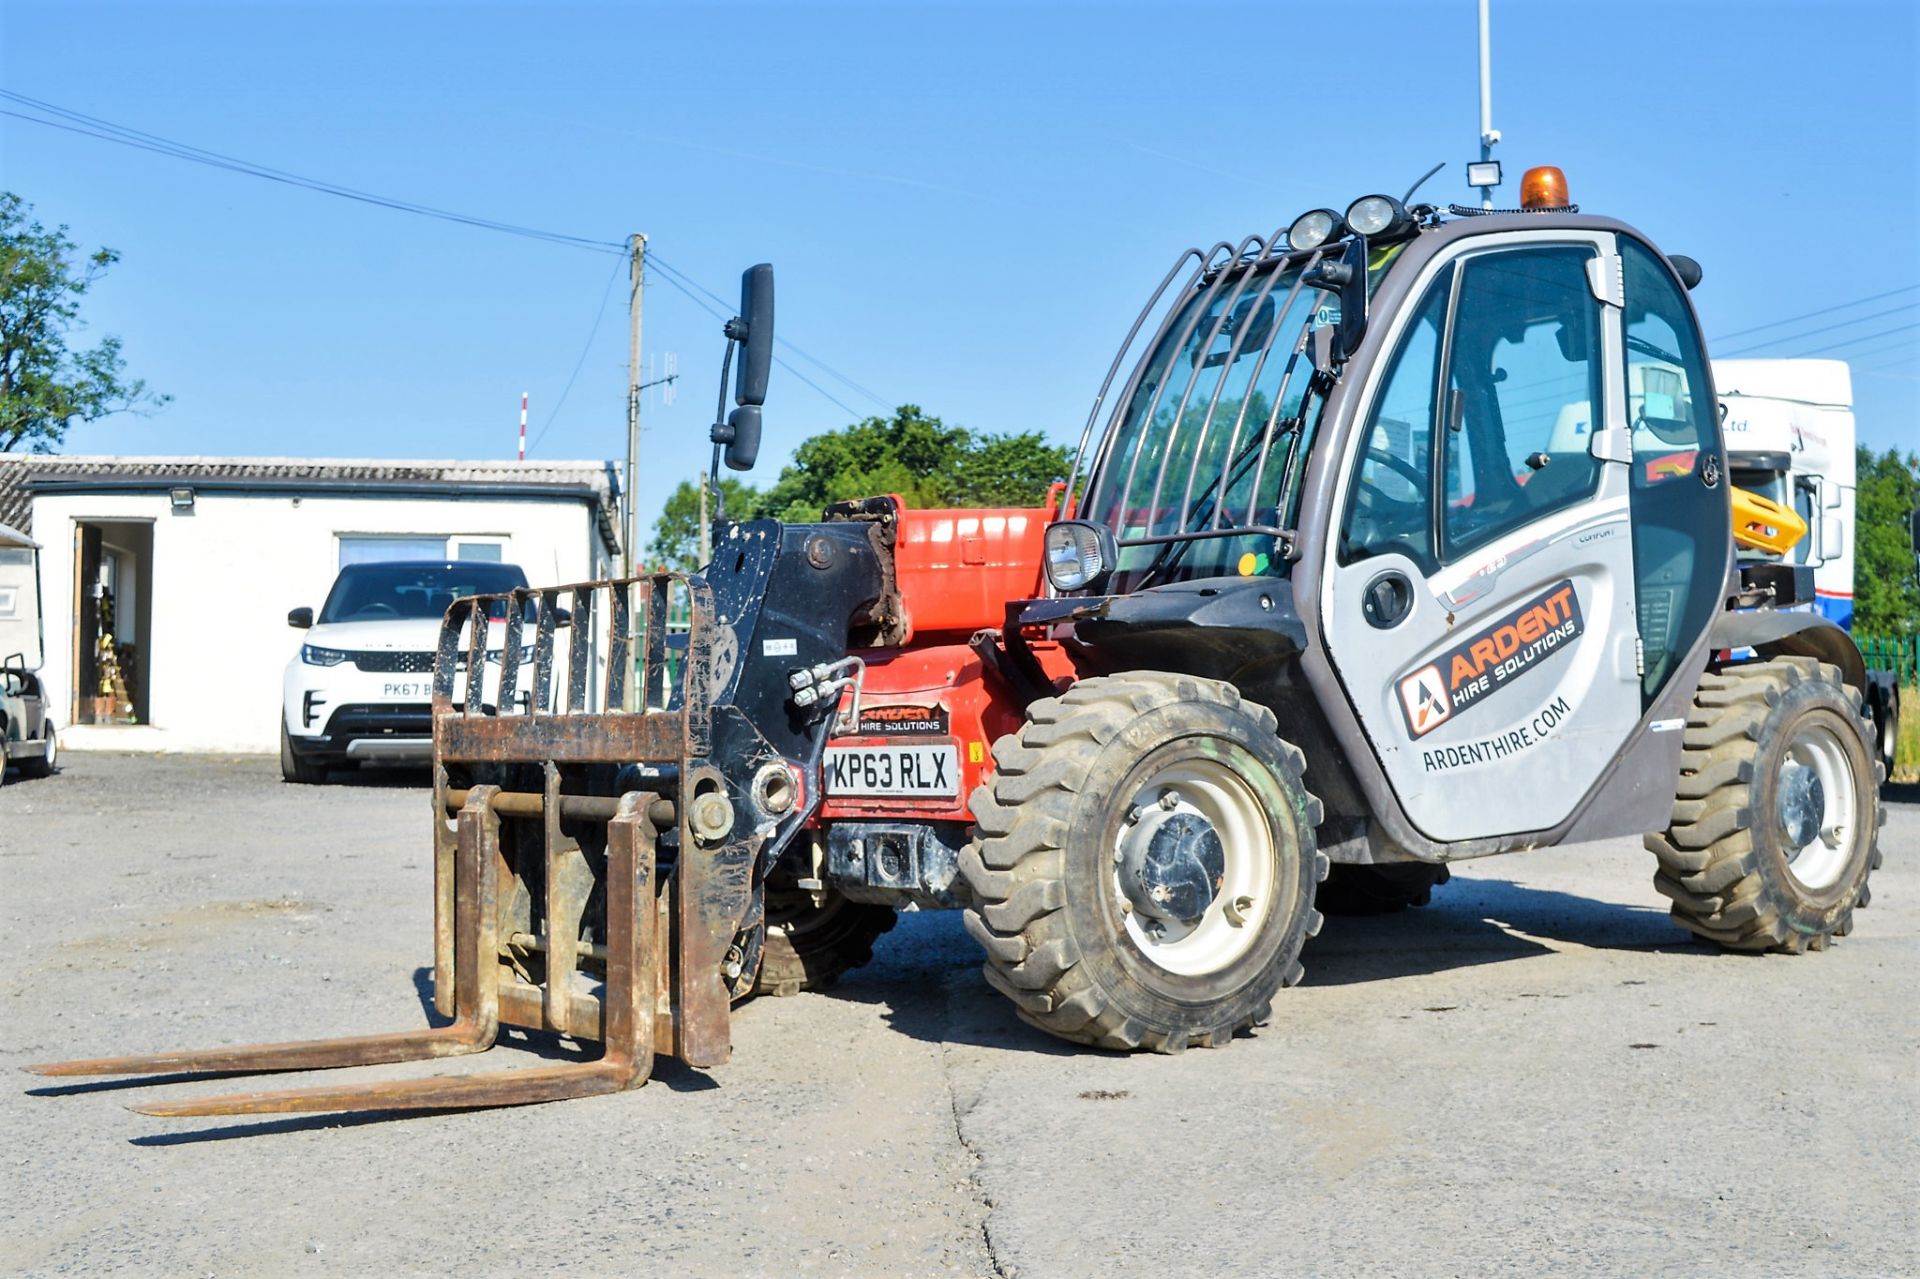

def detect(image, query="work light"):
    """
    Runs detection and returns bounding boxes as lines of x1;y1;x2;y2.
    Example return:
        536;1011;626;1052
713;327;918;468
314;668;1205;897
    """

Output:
1344;194;1410;239
1043;520;1116;593
1286;209;1341;252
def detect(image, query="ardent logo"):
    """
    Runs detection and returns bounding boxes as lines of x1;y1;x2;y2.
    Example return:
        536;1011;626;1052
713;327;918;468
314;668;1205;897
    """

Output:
1396;579;1585;739
1399;665;1451;736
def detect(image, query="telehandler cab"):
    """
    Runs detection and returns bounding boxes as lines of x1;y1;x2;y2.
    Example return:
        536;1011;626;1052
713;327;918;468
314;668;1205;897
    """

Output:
30;166;1884;1114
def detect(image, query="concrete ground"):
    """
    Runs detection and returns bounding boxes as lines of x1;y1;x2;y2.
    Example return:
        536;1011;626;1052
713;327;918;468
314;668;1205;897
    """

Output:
1;753;1914;1278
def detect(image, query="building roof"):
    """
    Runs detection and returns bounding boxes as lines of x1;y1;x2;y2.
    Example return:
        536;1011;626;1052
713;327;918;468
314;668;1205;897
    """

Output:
0;455;623;553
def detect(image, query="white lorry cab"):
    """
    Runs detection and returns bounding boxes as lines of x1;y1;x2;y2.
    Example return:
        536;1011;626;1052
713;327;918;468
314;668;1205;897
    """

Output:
1714;358;1898;769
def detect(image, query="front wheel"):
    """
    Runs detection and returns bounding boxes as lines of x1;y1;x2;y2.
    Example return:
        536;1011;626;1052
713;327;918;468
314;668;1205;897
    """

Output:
960;673;1325;1053
279;724;329;785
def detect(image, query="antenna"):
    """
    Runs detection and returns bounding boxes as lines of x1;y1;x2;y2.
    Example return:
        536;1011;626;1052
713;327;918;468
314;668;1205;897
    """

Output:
1476;0;1501;209
517;391;527;462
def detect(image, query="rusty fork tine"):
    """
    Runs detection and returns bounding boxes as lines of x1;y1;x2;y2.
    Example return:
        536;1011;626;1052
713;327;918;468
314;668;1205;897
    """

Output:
25;788;506;1083
24;1027;484;1080
125;793;657;1117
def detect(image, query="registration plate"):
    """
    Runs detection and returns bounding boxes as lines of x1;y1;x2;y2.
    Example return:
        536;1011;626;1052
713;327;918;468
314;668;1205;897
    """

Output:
824;744;960;797
383;682;432;699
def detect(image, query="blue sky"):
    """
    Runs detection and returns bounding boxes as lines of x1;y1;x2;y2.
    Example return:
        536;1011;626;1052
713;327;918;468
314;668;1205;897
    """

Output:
2;0;1915;539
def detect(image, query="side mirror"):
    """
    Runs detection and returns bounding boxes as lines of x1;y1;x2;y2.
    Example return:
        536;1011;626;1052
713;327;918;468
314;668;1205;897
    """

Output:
552;607;573;630
1908;507;1920;556
287;607;313;629
734;263;774;408
725;405;762;471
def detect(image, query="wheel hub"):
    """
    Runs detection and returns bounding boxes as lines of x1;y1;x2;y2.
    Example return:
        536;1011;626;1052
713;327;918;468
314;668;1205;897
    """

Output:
1777;760;1825;854
1117;793;1225;927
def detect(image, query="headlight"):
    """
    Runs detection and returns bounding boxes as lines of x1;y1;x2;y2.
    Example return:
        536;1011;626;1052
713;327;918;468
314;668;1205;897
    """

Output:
301;644;349;667
1344;193;1410;239
1043;520;1116;593
1286;208;1341;252
483;646;537;665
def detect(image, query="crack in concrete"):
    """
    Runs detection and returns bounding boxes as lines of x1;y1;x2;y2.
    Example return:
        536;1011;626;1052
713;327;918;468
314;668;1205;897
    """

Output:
935;973;1009;1279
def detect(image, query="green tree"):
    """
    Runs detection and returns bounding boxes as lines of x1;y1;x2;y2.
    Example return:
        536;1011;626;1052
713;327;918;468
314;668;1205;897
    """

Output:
1854;445;1920;637
757;404;1071;522
645;475;762;571
1;192;167;452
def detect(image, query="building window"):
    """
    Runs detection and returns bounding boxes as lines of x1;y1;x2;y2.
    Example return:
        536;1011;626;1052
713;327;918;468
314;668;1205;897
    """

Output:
338;536;447;567
453;541;502;562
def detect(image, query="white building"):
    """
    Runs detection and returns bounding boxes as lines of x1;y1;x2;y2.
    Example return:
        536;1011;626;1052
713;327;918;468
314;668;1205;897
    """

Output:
0;455;620;753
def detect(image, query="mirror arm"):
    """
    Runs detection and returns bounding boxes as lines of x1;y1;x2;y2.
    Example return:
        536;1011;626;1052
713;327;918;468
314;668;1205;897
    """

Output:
708;337;739;524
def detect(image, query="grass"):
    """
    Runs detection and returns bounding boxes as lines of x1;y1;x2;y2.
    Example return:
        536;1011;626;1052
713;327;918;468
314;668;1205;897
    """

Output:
1897;684;1920;783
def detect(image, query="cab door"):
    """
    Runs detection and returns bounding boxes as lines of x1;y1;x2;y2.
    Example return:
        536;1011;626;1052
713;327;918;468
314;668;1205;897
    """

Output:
1319;231;1644;843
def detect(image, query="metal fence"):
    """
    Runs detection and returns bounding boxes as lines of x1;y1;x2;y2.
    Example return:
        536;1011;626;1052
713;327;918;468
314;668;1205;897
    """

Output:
1860;634;1920;687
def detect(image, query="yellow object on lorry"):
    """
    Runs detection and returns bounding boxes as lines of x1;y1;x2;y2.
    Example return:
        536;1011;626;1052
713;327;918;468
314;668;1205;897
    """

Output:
1731;485;1808;556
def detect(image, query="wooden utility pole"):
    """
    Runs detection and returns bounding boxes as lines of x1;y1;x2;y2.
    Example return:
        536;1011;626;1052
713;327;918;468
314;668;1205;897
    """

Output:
623;233;647;578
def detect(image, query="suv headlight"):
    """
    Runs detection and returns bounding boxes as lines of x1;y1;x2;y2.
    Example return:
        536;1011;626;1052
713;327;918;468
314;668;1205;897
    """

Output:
301;644;349;667
1043;520;1116;593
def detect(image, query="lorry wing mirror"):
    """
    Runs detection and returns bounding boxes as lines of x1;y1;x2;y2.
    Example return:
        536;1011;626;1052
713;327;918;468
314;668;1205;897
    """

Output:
724;405;762;471
733;263;774;408
287;607;313;629
1909;507;1920;558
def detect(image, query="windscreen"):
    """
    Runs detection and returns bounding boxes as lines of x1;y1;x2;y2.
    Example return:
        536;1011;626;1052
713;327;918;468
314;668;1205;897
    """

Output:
1080;255;1332;589
319;562;531;624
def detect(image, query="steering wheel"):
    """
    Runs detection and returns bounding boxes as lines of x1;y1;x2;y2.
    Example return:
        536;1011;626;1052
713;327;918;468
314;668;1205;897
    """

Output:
355;602;400;618
1365;448;1428;492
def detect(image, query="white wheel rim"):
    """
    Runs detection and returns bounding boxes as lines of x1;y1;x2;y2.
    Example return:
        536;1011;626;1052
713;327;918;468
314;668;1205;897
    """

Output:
1113;756;1277;977
1778;722;1856;891
44;732;56;768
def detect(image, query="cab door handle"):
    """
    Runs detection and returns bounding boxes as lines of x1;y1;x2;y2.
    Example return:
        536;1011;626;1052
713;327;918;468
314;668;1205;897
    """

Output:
1362;571;1414;629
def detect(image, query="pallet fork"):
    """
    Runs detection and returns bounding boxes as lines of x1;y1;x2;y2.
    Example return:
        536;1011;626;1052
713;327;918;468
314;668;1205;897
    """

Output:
27;576;746;1116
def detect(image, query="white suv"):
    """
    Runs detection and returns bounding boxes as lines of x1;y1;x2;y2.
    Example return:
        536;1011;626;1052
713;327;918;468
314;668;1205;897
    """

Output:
281;560;534;783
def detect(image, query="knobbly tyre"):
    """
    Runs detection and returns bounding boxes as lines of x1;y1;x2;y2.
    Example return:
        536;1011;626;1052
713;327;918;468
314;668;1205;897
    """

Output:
29;165;1886;1114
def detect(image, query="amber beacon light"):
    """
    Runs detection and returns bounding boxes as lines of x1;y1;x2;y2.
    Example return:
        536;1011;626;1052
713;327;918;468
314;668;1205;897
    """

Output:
1520;165;1571;210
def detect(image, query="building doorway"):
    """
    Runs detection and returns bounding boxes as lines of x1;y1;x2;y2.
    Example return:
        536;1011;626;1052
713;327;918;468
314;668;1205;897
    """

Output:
72;520;153;726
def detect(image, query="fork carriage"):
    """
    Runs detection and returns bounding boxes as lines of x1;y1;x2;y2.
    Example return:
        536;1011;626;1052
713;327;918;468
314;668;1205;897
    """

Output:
28;517;897;1114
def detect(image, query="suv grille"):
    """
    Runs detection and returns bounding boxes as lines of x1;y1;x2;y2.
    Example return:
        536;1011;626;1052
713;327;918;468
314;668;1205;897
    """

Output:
325;703;432;738
352;650;435;674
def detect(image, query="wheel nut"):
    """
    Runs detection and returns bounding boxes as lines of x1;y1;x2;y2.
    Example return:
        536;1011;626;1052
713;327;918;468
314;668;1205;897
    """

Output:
1158;791;1180;811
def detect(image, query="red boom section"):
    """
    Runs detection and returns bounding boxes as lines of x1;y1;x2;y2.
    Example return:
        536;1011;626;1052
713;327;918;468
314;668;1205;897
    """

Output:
817;493;1076;823
891;496;1054;643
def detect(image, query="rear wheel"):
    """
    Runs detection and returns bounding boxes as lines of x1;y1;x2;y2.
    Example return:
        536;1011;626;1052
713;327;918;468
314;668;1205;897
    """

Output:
1648;657;1883;952
750;889;896;997
961;673;1325;1053
1317;862;1450;915
17;722;57;779
279;724;329;785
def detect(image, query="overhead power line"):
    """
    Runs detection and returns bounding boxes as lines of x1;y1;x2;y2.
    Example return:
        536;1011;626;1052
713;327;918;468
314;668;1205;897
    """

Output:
646;255;893;413
2;89;892;421
1795;321;1920;359
1708;283;1920;344
1716;302;1920;358
642;256;865;418
526;252;627;458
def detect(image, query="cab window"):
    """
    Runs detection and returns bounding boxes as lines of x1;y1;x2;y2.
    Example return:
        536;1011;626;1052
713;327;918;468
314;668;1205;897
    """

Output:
1340;264;1453;572
1438;246;1604;561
